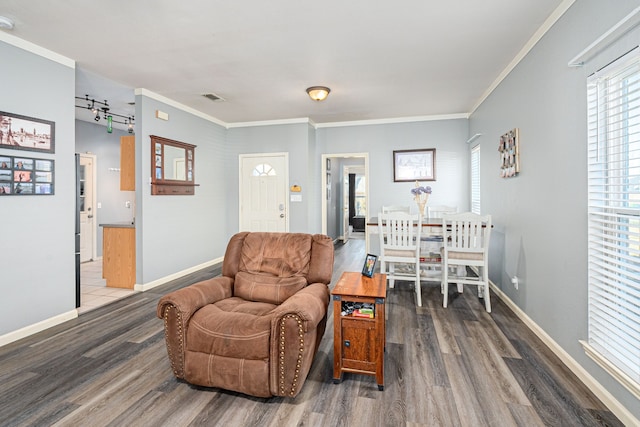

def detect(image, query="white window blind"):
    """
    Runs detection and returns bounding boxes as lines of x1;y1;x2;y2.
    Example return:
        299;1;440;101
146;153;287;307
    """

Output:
471;145;481;214
587;52;640;390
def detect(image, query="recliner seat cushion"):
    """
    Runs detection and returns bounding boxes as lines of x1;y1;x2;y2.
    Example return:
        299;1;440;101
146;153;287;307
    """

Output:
186;297;277;360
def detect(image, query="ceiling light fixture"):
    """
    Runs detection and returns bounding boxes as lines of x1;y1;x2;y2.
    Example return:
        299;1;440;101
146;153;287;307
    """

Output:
306;86;331;102
0;16;15;30
75;94;135;133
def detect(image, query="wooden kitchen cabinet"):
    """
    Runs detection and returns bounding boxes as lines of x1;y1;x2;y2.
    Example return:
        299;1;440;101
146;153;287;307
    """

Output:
120;135;135;191
102;224;135;289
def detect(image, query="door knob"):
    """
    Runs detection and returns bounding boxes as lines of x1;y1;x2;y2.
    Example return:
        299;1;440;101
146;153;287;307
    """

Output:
280;213;285;218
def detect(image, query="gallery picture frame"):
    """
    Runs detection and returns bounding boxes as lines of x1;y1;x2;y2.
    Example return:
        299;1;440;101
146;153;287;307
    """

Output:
0;111;55;154
0;154;54;195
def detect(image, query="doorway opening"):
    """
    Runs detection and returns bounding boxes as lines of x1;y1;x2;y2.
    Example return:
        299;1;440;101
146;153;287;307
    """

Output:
321;153;368;244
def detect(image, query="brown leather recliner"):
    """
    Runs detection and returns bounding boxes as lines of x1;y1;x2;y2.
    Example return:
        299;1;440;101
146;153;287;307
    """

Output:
157;232;334;398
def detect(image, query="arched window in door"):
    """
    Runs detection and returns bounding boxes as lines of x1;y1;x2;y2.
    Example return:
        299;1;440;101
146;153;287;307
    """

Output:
252;163;277;176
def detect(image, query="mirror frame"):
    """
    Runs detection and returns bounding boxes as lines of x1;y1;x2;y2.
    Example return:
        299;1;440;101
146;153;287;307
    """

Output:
150;135;198;195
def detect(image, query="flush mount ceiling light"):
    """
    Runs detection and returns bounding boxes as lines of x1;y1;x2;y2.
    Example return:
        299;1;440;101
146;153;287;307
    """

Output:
0;16;15;30
306;86;331;102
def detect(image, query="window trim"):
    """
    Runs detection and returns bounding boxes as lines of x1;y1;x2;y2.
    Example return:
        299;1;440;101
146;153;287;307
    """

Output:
585;49;640;399
470;144;481;215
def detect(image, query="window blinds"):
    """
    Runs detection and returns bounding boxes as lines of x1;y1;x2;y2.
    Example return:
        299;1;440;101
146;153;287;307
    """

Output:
471;145;481;215
587;53;640;387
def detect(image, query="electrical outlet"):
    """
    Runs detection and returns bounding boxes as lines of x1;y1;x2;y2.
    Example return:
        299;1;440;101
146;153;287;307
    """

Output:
511;276;519;290
125;201;131;208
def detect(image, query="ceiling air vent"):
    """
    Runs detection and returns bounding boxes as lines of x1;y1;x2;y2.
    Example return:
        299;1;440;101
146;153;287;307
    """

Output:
203;93;225;102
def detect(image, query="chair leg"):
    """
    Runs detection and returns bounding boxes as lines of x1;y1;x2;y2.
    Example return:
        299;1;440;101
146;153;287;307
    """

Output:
456;266;465;293
483;267;491;313
442;262;449;308
415;262;422;307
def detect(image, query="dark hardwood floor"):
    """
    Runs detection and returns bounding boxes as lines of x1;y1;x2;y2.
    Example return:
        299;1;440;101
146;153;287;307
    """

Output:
0;236;624;426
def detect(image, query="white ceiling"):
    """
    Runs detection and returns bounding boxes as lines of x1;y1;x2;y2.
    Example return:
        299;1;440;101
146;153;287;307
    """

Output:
0;0;568;126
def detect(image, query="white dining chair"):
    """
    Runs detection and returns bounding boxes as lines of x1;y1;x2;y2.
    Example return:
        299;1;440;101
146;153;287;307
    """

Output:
381;205;411;214
427;205;458;219
441;212;492;312
378;211;423;306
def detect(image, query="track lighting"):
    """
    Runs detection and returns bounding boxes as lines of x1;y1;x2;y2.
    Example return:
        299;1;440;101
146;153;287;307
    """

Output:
76;94;135;133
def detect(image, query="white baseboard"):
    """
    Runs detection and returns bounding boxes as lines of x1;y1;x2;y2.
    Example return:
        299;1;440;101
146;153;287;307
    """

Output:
0;259;223;348
0;309;78;348
490;282;639;426
134;257;224;292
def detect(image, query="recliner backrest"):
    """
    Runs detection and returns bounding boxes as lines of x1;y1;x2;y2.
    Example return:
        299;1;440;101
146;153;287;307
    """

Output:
221;232;334;304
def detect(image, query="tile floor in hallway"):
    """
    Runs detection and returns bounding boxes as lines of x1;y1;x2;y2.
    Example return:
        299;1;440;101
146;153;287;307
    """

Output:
78;259;137;314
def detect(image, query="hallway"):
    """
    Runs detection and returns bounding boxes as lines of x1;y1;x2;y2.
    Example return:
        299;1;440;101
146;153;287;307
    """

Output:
78;260;137;314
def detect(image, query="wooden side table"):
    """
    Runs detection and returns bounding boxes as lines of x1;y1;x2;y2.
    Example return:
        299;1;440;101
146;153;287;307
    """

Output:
332;271;386;390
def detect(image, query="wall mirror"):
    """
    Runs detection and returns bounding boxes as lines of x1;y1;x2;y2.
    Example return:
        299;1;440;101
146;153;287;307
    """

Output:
150;135;197;195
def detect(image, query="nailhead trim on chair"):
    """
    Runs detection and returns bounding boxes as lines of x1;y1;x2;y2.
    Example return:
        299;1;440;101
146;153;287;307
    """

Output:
278;314;305;396
163;305;184;378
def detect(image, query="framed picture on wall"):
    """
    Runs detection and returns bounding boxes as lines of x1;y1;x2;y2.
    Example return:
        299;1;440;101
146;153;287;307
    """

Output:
393;148;436;182
0;111;55;153
0;154;54;195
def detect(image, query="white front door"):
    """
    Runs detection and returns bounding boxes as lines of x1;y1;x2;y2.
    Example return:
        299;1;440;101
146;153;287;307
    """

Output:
240;153;288;232
79;153;96;262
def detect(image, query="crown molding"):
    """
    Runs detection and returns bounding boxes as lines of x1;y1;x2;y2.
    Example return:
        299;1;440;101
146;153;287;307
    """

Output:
0;31;74;68
134;88;228;128
314;113;469;129
470;0;576;114
227;117;311;128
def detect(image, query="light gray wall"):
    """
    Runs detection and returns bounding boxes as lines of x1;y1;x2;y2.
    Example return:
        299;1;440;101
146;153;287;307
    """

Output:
0;41;76;335
227;123;313;233
136;94;229;284
469;0;640;418
75;120;132;257
317;119;470;217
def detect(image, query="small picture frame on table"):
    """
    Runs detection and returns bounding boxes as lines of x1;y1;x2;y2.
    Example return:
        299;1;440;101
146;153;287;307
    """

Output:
362;254;377;278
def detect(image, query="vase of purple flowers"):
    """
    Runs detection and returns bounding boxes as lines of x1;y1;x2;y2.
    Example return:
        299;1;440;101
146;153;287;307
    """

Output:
411;181;432;215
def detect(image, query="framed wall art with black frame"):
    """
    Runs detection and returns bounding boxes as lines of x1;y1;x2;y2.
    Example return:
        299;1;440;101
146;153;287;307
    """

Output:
0;111;55;154
393;148;436;182
0;154;54;195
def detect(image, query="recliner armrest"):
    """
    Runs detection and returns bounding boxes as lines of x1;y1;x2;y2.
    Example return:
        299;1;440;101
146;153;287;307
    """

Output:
156;276;233;379
269;282;330;397
156;276;233;321
270;282;330;330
